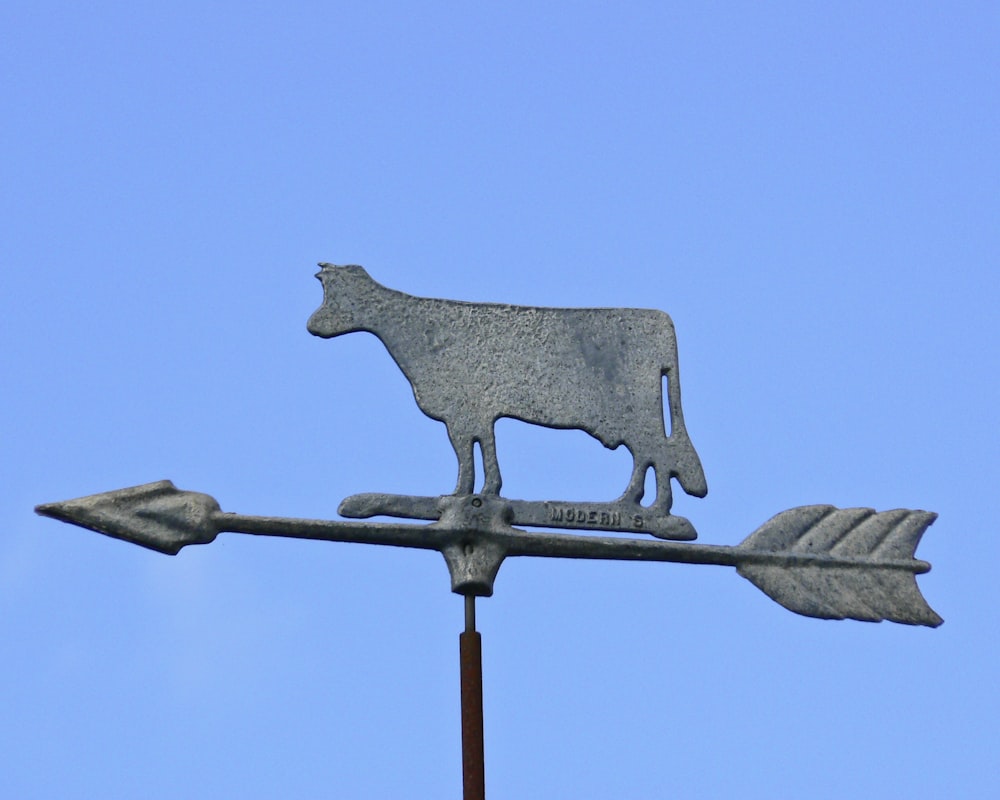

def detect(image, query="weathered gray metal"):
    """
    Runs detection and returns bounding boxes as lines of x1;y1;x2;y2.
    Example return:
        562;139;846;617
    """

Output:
339;492;699;540
34;481;942;626
307;264;706;539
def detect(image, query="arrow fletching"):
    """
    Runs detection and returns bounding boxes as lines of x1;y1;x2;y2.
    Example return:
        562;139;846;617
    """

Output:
35;480;221;555
736;505;942;627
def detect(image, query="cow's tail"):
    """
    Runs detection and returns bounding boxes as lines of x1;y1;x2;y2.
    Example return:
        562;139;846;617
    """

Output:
662;363;708;499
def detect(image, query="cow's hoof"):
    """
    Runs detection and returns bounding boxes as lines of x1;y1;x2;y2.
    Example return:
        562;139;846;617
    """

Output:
646;514;697;541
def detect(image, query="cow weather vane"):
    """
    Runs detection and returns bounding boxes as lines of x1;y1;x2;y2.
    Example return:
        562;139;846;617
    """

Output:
37;263;941;799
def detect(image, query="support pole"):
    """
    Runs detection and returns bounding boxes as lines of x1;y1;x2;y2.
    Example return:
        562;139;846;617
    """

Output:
460;594;485;800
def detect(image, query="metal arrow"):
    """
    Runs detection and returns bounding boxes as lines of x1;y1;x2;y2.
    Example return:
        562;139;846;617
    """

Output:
35;480;941;627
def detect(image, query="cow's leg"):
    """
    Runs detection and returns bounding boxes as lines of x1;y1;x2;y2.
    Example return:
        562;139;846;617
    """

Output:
478;425;502;495
621;444;679;512
649;462;675;513
649;430;709;512
447;425;476;495
620;450;650;505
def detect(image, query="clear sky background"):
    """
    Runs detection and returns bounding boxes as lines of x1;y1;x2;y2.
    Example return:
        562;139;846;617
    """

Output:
3;3;997;798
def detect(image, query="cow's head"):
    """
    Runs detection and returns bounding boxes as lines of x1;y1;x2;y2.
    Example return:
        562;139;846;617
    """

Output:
307;263;376;338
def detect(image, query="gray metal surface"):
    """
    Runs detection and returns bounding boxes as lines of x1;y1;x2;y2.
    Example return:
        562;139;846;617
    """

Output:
339;492;698;540
308;263;705;539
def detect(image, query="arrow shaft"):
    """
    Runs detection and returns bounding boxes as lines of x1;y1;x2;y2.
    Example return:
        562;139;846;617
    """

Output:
501;531;929;573
215;512;447;551
215;512;927;574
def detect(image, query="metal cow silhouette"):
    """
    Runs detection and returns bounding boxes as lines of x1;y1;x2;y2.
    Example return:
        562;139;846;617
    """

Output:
308;264;707;535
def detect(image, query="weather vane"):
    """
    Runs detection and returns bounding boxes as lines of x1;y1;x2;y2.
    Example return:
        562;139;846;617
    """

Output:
37;263;941;800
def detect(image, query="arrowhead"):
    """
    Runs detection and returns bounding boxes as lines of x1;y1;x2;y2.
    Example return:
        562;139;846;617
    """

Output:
36;480;221;555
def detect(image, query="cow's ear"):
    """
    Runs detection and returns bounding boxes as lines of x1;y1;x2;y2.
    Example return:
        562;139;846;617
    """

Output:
343;264;372;279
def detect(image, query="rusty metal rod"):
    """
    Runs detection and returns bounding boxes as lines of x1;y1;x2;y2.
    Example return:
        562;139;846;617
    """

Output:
460;595;485;800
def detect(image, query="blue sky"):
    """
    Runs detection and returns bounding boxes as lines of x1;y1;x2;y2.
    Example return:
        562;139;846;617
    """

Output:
3;3;997;797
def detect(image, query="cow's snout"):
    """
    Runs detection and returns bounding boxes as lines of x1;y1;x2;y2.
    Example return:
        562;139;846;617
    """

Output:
307;308;336;337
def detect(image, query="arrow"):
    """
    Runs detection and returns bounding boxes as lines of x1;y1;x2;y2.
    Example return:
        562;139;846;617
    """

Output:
35;481;941;626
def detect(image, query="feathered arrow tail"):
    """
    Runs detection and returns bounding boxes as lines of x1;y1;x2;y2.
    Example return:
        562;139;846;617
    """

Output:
736;505;942;627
